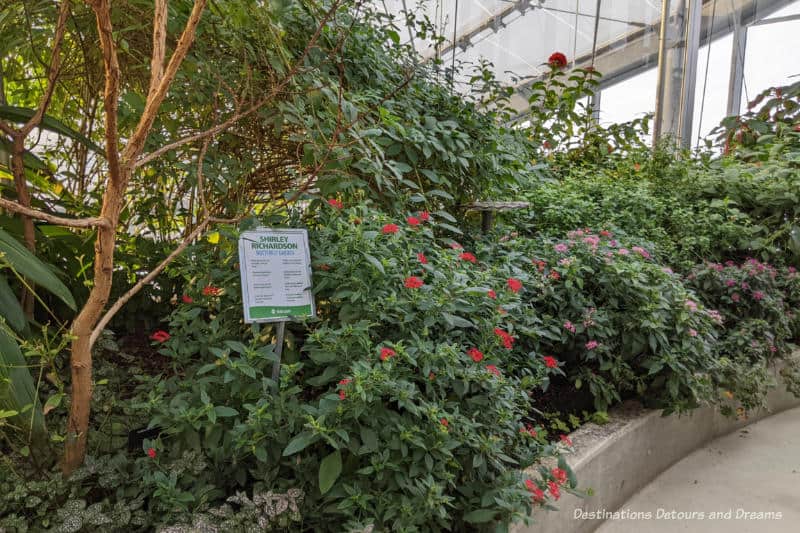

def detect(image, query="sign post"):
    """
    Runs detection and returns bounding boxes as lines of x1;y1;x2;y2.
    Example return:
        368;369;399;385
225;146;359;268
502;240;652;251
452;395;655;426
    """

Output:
238;228;315;384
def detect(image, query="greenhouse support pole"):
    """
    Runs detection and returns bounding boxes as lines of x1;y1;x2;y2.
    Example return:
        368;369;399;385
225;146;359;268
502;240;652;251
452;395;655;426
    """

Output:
726;11;747;117
653;0;702;149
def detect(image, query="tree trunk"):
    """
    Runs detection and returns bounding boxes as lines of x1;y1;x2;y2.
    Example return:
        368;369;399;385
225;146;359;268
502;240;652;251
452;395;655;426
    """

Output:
11;136;37;318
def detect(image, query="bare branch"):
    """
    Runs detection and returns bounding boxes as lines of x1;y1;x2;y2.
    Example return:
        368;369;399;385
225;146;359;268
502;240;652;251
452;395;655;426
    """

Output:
0;197;111;229
122;0;207;163
147;0;168;101
17;0;71;137
89;214;241;346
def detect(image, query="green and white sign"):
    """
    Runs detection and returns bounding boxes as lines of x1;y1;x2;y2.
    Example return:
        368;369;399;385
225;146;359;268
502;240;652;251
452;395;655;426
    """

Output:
238;228;315;323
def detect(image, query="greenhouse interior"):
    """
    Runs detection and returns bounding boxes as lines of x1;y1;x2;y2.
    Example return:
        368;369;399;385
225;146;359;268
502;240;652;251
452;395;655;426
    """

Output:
0;0;798;531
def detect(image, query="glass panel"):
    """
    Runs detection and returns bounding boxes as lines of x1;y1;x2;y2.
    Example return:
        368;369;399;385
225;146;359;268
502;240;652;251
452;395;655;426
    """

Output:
692;34;733;147
741;16;800;109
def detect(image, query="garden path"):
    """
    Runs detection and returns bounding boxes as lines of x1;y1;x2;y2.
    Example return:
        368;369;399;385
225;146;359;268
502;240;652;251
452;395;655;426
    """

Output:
595;406;800;533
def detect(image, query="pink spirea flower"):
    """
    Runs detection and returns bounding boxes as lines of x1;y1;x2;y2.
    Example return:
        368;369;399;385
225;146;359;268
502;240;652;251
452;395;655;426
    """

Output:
632;246;650;259
725;279;737;287
585;340;598;350
688;329;698;337
752;291;764;301
554;243;569;253
419;211;430;222
618;248;629;256
563;320;576;333
685;299;698;312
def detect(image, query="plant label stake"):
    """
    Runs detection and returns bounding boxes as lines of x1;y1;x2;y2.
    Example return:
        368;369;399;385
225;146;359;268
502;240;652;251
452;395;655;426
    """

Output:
238;228;315;385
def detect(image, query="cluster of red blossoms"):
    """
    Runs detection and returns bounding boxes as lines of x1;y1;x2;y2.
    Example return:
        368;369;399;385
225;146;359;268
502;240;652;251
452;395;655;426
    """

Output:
543;355;558;368
494;327;515;350
404;276;424;289
327;198;344;209
467;347;484;362
519;423;537;437
202;285;222;296
380;347;397;361
524;466;569;504
150;330;170;343
458;252;477;264
507;277;523;293
338;378;352;400
548;51;568;69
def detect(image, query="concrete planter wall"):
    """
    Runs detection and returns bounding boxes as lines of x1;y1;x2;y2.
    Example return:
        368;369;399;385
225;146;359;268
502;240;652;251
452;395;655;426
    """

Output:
513;355;800;533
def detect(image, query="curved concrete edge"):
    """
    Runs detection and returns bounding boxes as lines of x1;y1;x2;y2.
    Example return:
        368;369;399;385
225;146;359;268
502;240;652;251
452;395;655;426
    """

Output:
513;354;800;533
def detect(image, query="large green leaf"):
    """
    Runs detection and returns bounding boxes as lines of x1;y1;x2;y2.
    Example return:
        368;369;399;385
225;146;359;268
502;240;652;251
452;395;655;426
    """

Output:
318;449;342;495
0;105;104;155
0;323;46;445
0;275;26;331
0;228;76;310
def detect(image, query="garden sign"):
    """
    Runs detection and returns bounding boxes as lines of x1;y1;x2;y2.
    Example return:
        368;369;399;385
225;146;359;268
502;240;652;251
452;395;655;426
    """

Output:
238;228;315;380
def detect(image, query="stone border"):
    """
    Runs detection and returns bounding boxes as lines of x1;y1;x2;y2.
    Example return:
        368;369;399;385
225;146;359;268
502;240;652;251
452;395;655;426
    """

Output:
513;357;800;533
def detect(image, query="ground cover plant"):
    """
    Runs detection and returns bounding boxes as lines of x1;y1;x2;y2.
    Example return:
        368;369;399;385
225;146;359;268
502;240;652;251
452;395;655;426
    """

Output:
0;0;799;531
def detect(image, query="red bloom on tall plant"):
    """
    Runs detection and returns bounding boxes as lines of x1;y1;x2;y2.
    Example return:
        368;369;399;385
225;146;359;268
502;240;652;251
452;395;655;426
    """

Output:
380;347;397;361
459;252;477;264
467;347;484;362
507;277;523;293
419;211;431;222
417;252;428;264
147;447;157;459
548;51;568;69
382;223;399;234
181;294;193;304
327;198;343;209
494;327;514;349
551;467;568;485
404;276;424;289
150;330;170;343
486;364;501;377
487;289;497;299
338;378;352;400
407;216;420;226
202;285;221;296
548;480;561;500
543;356;558;368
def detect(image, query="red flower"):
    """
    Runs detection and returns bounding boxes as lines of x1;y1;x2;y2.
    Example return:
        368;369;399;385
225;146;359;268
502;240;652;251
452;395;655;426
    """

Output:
467;347;484;362
417;252;428;264
338;378;352;400
382;223;399;234
420;211;431;222
543;356;558;368
440;417;448;428
327;198;343;209
380;347;397;361
507;278;523;293
429;372;436;381
494;327;514;349
450;242;463;250
560;434;573;447
548;480;561;500
458;252;477;264
551;467;568;485
486;364;501;377
404;276;424;289
147;447;157;459
202;285;221;296
520;424;537;437
548;51;568;69
181;294;193;304
549;270;561;281
407;216;420;226
150;330;170;343
487;289;497;299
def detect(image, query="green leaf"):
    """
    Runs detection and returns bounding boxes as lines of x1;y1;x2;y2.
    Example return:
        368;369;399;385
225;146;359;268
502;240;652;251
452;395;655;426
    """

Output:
0;229;76;310
0;275;26;331
318;449;342;495
214;406;239;417
441;312;474;329
282;431;318;456
361;252;384;274
360;427;378;452
463;509;497;523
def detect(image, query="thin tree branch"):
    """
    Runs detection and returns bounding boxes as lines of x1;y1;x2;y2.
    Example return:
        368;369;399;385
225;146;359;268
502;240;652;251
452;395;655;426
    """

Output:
122;0;207;163
89;214;241;346
0;197;111;229
147;0;168;101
